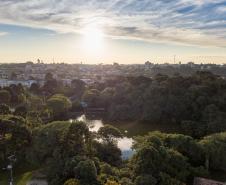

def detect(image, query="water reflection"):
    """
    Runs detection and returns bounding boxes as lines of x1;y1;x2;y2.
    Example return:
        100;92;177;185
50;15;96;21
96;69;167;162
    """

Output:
75;115;134;158
76;115;104;132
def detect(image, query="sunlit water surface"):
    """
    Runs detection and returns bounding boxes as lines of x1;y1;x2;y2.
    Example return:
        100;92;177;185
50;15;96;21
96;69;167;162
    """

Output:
74;115;134;159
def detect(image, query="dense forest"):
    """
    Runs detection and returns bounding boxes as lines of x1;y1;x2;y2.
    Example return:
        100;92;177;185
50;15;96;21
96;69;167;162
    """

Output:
1;71;226;184
2;71;226;138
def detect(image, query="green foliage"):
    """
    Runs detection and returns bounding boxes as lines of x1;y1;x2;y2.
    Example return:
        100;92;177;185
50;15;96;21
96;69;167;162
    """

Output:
29;83;40;94
132;132;207;184
0;90;11;104
100;88;116;107
98;125;123;144
82;89;101;107
159;172;185;185
28;95;44;111
200;132;226;172
181;120;206;138
119;177;134;185
104;180;120;185
100;163;119;177
0;115;31;165
64;179;80;185
0;104;11;114
29;121;72;165
94;142;122;166
63;121;90;156
134;174;157;185
71;100;84;112
164;133;204;164
14;105;28;117
94;72;226;138
26;111;42;128
74;159;97;183
71;79;86;98
45;72;54;81
1;72;226;185
47;94;72;118
29;121;96;185
43;74;58;95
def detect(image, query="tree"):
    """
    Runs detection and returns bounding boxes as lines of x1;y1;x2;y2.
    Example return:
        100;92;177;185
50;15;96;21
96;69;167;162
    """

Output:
95;142;122;166
43;73;58;95
0;115;31;165
105;180;120;185
7;84;25;105
134;175;157;185
101;88;116;107
98;125;123;144
30;120;93;185
28;95;44;111
26;111;42;128
119;177;134;185
0;90;11;104
74;159;98;184
14;105;28;118
131;132;203;185
82;89;100;107
0;104;11;114
30;83;40;94
164;133;204;164
159;172;185;185
96;125;123;166
63;121;90;156
71;101;84;112
45;72;54;81
64;179;80;185
200;132;226;172
71;79;86;99
181;120;206;138
29;121;72;165
47;94;72;119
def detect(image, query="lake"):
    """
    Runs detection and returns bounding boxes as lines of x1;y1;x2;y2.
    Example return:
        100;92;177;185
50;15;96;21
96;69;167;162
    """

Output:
75;114;181;159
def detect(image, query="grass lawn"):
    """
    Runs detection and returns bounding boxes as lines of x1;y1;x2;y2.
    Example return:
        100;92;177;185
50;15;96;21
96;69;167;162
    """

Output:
0;163;40;185
17;171;33;185
0;171;33;185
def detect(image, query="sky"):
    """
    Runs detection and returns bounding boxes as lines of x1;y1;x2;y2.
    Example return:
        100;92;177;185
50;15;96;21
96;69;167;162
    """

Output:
0;0;226;64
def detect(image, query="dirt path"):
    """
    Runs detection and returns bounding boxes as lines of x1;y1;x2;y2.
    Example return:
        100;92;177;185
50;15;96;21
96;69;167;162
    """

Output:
26;179;48;185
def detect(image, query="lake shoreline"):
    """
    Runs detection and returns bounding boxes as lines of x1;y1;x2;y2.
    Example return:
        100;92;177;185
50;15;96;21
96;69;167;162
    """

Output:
68;112;183;136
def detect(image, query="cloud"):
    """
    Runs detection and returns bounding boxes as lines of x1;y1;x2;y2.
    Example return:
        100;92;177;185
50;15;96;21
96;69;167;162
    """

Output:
0;0;226;47
217;6;226;12
0;32;8;36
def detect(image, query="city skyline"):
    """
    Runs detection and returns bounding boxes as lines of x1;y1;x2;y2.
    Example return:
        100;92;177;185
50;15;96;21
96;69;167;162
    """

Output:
0;0;226;64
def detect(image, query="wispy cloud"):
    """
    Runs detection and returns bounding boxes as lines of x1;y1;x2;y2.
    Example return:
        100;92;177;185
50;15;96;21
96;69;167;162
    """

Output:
0;0;226;47
0;31;8;36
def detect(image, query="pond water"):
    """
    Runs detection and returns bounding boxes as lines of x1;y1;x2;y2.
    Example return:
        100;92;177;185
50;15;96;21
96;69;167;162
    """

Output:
76;115;134;154
73;115;226;181
74;114;181;159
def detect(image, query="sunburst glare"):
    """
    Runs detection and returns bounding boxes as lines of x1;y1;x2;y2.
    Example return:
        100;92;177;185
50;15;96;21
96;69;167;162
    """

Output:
81;23;105;55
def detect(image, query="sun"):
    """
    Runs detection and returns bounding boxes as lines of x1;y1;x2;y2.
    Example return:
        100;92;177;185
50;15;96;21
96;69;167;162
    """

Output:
82;24;104;54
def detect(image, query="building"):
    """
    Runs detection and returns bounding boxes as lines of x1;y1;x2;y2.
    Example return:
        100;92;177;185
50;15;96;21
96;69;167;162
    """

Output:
0;70;9;79
0;79;37;87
